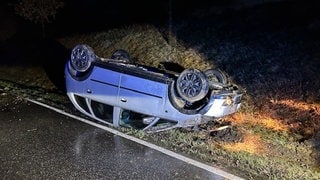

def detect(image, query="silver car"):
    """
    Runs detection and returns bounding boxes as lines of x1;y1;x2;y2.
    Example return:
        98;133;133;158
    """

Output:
65;44;242;132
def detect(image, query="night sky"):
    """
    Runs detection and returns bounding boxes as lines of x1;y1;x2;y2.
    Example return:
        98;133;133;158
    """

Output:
0;0;220;89
1;0;320;67
1;0;215;38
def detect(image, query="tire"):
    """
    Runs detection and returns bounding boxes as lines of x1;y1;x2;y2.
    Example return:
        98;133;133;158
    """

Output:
70;44;95;72
176;68;209;103
110;49;131;62
169;82;186;109
204;69;228;89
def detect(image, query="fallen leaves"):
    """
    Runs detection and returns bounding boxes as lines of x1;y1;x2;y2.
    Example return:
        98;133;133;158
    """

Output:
223;132;266;154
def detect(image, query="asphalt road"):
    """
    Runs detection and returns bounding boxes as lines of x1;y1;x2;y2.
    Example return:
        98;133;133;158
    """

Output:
0;95;239;179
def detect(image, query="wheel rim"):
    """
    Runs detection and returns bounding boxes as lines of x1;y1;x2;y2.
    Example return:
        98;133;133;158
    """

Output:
176;69;209;102
179;73;202;97
71;45;92;72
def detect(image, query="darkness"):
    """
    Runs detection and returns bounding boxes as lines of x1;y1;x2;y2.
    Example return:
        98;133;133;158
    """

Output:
0;0;214;63
51;0;218;35
0;0;319;90
50;0;169;36
1;0;215;38
1;0;320;90
0;0;179;89
1;0;320;175
0;0;224;90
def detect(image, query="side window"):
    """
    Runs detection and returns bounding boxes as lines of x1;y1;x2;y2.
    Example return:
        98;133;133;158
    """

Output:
119;110;148;129
91;100;113;123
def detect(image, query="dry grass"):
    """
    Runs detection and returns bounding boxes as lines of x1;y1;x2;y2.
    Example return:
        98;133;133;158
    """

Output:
0;66;56;89
58;24;215;71
55;22;320;178
223;133;266;154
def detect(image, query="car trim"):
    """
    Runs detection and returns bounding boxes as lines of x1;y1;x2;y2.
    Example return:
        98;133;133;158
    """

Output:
120;85;163;99
90;79;118;88
91;78;163;99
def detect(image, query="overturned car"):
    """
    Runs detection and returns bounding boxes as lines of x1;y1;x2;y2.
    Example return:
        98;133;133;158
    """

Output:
65;44;242;132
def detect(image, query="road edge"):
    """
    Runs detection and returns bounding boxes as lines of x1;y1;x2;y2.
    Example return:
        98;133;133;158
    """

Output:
26;98;244;180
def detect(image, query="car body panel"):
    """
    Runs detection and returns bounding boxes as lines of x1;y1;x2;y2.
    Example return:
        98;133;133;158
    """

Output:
65;45;243;132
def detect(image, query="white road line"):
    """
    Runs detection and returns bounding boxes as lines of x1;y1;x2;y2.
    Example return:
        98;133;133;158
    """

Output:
26;98;244;180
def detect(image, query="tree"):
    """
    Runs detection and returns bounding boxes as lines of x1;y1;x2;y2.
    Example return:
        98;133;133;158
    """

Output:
14;0;64;37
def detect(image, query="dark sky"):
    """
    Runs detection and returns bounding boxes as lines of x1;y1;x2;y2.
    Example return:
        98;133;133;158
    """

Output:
0;0;208;37
1;0;320;90
51;0;216;35
2;0;320;38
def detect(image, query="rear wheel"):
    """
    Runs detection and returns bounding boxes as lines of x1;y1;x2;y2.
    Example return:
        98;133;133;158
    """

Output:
70;44;95;72
176;68;209;103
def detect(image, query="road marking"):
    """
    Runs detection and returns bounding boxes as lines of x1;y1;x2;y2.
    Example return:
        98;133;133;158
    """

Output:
26;98;244;180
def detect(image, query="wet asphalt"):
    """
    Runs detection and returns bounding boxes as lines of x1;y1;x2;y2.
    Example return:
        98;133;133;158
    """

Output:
0;98;228;180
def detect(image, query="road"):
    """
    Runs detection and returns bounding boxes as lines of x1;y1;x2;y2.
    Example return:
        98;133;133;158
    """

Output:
0;95;242;179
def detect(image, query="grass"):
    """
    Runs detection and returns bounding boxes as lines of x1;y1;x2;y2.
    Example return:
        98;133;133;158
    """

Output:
55;21;320;179
1;22;319;178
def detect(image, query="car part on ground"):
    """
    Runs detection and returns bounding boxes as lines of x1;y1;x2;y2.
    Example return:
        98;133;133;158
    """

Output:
65;44;243;132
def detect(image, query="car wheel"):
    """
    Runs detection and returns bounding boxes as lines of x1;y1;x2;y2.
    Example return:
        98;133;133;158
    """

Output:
204;69;228;89
176;68;209;103
169;82;186;108
111;49;131;62
70;44;95;72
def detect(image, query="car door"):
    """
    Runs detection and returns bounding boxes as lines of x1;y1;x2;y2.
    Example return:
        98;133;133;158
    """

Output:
87;66;121;107
118;73;166;116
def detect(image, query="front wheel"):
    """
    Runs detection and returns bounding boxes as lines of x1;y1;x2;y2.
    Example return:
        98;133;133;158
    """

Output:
176;68;209;103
